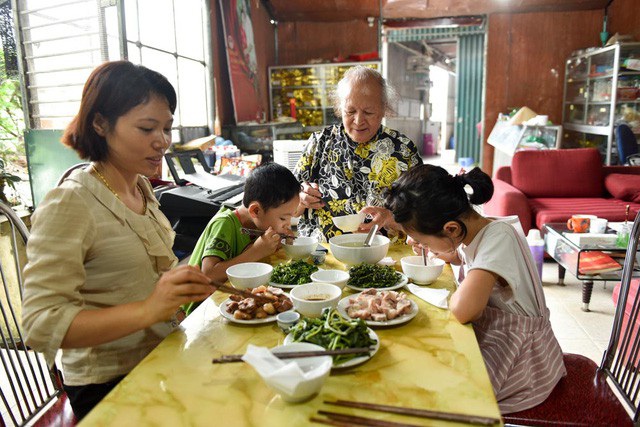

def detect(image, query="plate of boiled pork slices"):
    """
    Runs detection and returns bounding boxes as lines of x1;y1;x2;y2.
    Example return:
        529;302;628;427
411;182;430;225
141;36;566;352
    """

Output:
337;289;419;327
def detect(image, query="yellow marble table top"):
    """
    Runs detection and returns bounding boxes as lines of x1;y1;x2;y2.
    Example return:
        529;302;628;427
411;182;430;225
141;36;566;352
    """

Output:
81;245;501;426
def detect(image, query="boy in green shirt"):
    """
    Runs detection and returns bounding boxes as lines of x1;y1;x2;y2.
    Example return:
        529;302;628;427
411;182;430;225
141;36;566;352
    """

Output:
185;163;301;314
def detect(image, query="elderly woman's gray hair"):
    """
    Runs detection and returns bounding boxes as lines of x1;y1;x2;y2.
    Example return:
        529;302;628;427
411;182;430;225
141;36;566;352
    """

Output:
331;65;397;116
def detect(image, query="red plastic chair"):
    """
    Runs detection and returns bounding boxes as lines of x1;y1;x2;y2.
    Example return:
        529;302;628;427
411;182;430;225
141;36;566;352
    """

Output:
0;202;76;426
504;212;640;426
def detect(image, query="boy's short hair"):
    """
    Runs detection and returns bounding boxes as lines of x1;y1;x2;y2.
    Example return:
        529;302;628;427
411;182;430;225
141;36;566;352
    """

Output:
242;163;300;210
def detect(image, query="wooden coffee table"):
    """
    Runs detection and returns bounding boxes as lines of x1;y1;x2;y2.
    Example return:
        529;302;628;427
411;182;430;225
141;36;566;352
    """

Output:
543;223;639;311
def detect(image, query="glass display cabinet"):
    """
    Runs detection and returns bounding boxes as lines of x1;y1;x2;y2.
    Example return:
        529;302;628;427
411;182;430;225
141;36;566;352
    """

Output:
562;42;640;165
268;61;381;127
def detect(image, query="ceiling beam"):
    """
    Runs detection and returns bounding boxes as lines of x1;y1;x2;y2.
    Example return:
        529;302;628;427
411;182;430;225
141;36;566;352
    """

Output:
266;0;609;22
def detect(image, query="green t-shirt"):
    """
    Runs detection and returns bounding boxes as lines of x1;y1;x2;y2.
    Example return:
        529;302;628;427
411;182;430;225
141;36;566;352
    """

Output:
189;206;252;267
184;206;252;315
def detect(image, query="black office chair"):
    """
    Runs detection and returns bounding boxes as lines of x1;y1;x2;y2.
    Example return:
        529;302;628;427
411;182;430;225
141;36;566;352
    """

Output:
616;123;640;165
56;163;90;186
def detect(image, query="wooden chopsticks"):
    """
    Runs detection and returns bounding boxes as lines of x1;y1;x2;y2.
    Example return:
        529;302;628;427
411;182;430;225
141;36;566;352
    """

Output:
240;227;296;241
315;411;423;427
314;400;501;426
212;347;372;364
211;280;274;305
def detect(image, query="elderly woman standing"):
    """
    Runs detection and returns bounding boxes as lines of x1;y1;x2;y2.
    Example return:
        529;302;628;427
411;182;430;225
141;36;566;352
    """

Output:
294;65;422;241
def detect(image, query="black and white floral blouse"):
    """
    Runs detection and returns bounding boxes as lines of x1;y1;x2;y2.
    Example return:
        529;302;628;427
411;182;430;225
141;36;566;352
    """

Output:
293;124;422;241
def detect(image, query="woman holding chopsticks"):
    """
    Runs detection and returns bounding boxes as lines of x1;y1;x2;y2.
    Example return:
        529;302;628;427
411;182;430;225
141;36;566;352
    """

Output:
21;61;215;420
384;164;566;413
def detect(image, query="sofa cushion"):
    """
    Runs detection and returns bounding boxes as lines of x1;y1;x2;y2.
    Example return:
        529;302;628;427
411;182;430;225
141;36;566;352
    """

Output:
529;197;640;230
511;148;603;198
604;173;640;203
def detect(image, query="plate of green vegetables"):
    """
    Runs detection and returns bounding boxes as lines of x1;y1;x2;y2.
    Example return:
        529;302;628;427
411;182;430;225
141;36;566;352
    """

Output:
269;259;320;289
345;263;408;292
284;308;379;368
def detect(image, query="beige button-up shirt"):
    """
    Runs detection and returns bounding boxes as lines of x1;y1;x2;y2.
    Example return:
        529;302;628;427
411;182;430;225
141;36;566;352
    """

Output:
22;169;178;385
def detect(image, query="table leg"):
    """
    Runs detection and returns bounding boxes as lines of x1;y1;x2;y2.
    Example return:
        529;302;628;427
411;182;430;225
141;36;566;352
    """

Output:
558;264;566;286
582;280;594;312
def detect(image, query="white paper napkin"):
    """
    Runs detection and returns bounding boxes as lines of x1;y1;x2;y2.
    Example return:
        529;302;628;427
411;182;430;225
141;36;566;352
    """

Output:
241;344;326;395
406;283;450;309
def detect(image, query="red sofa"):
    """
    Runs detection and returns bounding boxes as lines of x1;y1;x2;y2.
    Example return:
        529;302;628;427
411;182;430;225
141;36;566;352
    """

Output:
484;148;640;235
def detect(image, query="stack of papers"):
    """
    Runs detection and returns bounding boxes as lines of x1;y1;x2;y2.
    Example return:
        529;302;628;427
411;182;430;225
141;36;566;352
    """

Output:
563;233;618;246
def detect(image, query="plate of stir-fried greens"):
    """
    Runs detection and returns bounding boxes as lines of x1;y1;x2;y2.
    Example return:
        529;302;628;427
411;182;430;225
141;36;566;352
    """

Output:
269;259;320;289
345;263;408;291
284;308;379;368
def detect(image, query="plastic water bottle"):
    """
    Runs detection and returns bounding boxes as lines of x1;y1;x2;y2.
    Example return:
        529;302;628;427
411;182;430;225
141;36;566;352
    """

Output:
526;229;544;279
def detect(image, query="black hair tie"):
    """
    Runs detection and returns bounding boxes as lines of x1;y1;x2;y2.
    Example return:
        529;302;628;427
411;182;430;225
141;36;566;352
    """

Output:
454;174;467;186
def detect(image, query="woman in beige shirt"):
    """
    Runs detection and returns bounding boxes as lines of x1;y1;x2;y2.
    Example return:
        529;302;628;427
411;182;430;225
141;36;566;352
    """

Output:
21;61;214;420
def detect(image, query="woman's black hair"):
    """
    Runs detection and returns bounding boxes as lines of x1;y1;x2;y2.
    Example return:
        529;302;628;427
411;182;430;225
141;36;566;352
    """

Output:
384;164;494;238
62;61;177;161
242;162;301;210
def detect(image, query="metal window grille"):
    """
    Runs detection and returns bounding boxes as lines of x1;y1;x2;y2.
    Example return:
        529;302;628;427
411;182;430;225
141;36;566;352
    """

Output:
13;0;213;142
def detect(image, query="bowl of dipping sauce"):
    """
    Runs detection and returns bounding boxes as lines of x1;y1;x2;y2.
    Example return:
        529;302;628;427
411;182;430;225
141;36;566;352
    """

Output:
289;283;342;318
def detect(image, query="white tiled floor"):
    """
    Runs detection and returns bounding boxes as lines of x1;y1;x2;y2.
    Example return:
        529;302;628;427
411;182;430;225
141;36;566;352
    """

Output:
541;259;616;363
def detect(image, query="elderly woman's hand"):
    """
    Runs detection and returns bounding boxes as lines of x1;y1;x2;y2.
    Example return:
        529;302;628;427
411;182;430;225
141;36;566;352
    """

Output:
297;182;325;212
357;206;400;232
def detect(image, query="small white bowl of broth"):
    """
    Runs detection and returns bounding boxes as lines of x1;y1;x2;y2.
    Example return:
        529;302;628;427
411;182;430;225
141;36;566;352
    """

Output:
401;256;445;285
289;283;342;318
282;236;317;260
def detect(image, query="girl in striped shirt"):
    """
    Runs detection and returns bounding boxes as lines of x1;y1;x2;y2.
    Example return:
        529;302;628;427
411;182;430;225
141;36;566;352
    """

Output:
385;164;566;413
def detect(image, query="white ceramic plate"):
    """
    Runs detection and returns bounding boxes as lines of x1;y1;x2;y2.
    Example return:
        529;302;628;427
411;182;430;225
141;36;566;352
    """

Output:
284;328;379;369
268;280;313;289
345;272;409;292
269;267;323;289
336;293;418;327
219;298;292;325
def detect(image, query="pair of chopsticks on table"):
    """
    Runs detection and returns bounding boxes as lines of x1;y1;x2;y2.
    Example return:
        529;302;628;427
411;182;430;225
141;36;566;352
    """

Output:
311;400;501;426
212;347;372;364
211;280;274;305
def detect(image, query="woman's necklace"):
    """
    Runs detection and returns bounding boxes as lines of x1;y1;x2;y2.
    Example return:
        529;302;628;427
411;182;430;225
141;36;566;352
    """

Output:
137;183;147;213
92;166;119;199
92;166;147;214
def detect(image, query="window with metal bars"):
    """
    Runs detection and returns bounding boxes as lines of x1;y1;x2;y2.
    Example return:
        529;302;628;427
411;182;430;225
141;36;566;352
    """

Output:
13;0;213;143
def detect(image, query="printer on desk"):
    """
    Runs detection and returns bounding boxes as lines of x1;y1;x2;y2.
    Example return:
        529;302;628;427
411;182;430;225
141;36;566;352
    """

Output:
156;149;246;256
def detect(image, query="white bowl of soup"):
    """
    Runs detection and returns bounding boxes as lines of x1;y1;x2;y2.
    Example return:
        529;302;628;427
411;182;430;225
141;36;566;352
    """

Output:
289;283;342;318
329;234;390;266
226;262;273;290
401;256;445;285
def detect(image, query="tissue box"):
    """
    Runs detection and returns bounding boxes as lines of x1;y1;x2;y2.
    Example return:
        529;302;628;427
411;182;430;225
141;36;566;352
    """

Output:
563;233;618;247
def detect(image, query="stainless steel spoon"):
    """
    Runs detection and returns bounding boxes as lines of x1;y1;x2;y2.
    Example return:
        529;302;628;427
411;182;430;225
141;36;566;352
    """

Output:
363;224;379;247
